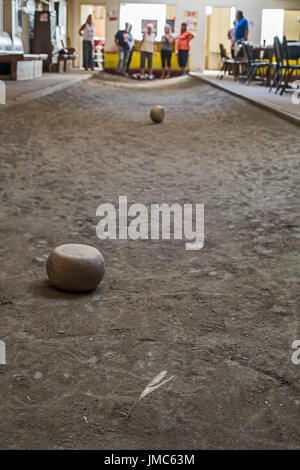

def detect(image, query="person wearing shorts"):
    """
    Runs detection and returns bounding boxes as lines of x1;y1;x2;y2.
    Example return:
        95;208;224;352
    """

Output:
160;25;174;79
140;24;157;79
141;51;153;70
176;23;194;75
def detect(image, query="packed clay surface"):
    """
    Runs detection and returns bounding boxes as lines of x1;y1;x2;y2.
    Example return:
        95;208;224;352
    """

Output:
0;75;299;449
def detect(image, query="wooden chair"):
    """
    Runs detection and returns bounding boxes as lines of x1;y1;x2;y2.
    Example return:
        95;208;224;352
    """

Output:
57;50;78;73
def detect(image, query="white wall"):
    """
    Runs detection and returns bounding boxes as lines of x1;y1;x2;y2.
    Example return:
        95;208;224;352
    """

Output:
68;0;300;71
119;3;167;40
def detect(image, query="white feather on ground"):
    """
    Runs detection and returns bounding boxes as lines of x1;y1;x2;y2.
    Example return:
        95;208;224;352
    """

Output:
128;371;174;418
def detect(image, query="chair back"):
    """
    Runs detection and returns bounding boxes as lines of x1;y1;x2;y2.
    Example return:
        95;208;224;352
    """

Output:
243;43;254;63
273;36;283;67
219;44;227;60
282;35;290;65
262;48;272;61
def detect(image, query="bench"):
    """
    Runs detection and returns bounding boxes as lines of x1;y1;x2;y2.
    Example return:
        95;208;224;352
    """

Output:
0;32;48;80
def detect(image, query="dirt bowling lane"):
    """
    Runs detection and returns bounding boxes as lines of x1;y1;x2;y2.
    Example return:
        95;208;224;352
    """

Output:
0;75;299;449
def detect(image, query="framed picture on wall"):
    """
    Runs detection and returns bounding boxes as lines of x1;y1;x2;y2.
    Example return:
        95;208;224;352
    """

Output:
166;19;175;33
141;19;157;35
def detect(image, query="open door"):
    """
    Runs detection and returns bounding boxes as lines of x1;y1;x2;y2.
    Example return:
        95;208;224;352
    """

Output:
205;6;235;70
80;4;106;69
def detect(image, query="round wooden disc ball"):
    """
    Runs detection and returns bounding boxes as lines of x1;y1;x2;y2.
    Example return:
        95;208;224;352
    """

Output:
46;244;105;293
150;105;165;123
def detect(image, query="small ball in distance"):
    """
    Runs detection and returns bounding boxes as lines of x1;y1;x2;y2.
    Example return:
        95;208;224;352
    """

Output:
150;105;165;124
46;244;105;293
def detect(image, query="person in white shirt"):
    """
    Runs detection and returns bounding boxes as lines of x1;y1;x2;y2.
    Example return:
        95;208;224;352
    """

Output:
79;15;95;71
139;24;157;79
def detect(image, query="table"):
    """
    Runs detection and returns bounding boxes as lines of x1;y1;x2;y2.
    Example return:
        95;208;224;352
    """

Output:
287;42;300;61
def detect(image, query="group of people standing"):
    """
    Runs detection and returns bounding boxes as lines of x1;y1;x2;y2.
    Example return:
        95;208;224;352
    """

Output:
79;15;194;78
115;22;194;79
79;11;249;77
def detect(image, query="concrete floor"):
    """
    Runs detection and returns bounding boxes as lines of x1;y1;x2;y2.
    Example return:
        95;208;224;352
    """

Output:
192;71;300;126
3;70;94;106
0;75;299;450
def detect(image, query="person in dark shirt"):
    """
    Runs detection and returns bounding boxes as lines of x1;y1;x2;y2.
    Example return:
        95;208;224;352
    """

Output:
126;24;135;76
115;23;130;75
234;10;249;42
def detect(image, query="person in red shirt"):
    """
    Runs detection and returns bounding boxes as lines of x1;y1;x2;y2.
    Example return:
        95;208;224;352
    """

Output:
176;23;194;75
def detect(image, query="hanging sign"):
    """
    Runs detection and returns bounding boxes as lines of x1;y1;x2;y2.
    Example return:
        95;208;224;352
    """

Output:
109;10;117;21
184;11;199;19
186;21;198;31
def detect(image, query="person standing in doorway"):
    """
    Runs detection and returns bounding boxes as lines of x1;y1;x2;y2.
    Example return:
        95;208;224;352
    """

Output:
79;14;95;71
160;24;174;79
140;24;157;79
115;23;130;76
176;23;194;75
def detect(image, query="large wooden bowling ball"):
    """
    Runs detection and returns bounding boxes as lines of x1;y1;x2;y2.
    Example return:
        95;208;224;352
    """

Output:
46;244;105;293
150;105;165;124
